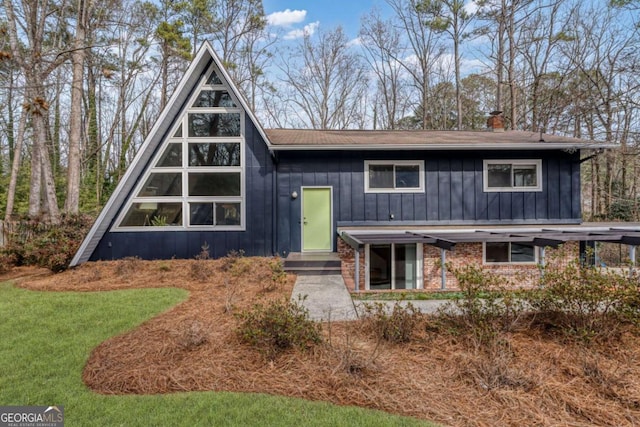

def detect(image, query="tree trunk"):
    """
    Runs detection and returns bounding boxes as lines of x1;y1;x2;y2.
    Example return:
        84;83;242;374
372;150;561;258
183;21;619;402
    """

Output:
65;0;90;213
5;109;27;221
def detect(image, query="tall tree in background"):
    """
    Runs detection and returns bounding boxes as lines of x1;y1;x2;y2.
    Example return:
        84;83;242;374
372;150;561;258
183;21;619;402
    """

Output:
517;0;569;133
152;0;191;110
65;0;93;214
387;0;445;130
476;0;534;129
417;0;474;130
359;9;410;129
183;0;216;56
277;26;368;129
3;0;65;222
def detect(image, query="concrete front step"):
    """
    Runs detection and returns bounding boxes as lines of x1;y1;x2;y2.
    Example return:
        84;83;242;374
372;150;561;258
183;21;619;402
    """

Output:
286;266;342;275
284;252;342;275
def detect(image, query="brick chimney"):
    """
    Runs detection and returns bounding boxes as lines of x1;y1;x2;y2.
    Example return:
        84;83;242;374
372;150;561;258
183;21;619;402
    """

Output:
486;111;505;132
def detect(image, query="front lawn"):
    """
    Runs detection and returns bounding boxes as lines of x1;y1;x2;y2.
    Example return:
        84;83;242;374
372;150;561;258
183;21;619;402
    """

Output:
0;282;430;426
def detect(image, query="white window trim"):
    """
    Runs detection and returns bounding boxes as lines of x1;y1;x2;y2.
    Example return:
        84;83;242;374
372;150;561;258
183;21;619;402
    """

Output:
482;242;538;265
112;63;246;232
364;160;425;193
364;243;424;290
483;159;542;192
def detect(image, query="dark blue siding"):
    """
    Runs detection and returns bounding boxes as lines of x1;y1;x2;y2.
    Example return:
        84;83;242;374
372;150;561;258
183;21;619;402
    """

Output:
90;114;275;261
276;150;581;253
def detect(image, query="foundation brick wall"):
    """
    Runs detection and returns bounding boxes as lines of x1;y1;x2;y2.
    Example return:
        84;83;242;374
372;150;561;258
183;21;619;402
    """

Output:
339;236;579;292
338;237;365;292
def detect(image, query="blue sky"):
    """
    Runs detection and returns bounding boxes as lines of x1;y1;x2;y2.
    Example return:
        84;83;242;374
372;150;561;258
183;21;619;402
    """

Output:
262;0;393;40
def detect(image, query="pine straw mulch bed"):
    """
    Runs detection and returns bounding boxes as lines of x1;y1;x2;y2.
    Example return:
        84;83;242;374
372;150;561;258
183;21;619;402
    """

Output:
15;257;640;427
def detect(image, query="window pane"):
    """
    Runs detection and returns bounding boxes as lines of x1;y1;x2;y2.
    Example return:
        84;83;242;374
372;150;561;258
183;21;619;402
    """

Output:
156;144;182;167
173;126;182;138
206;70;223;85
513;165;537;187
395;244;417;289
188;113;241;137
188;172;240;196
120;202;182;227
190;203;213;225
369;244;392;289
485;242;509;263
189;143;240;166
395;165;420;188
137;173;182;196
511;243;535;262
216;202;241;225
487;164;512;188
192;90;236;108
369;164;394;189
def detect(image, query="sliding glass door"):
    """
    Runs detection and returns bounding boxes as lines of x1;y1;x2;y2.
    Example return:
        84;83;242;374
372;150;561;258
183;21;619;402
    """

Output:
367;243;421;290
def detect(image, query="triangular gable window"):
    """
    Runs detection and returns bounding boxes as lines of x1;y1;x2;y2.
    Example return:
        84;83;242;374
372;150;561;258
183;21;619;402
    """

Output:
114;64;245;230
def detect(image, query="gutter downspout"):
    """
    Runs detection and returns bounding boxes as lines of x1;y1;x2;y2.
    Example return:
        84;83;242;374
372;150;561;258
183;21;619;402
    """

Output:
355;249;360;292
271;151;278;256
440;248;447;290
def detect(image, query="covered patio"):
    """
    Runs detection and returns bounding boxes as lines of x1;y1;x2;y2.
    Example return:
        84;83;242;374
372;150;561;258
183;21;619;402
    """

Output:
339;223;640;291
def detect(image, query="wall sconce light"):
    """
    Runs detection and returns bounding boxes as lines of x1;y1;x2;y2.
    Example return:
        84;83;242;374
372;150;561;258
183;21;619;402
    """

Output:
291;191;298;199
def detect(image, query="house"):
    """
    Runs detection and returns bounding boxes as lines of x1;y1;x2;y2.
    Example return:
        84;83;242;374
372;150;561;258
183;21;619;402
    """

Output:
71;42;640;291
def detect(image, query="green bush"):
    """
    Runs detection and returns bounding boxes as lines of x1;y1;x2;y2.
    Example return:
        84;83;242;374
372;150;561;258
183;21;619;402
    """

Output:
236;298;322;358
527;260;640;342
437;263;526;346
362;302;421;343
2;214;93;272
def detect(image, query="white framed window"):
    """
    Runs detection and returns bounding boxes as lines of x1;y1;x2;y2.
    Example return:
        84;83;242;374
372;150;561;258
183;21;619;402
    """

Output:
483;242;537;264
364;160;425;193
113;64;245;231
483;159;542;192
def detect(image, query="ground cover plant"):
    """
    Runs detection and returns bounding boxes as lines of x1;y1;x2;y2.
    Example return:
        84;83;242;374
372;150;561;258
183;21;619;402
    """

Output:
10;256;640;426
0;272;428;427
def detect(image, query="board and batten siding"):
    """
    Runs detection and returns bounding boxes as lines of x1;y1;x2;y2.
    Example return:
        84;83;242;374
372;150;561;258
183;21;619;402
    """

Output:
276;150;581;254
90;114;275;261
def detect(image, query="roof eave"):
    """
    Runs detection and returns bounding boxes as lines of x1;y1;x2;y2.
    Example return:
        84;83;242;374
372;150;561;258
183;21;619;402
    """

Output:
269;143;615;151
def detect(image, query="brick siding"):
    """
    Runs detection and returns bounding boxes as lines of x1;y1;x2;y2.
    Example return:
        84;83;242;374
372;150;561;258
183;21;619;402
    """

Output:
338;236;578;292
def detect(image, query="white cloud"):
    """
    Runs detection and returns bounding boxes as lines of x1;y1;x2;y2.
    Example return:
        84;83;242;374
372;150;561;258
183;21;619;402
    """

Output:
348;37;362;47
464;0;479;15
283;21;320;40
267;9;307;27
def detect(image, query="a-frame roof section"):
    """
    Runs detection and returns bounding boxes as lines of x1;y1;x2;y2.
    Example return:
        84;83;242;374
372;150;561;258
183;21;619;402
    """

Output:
71;41;272;266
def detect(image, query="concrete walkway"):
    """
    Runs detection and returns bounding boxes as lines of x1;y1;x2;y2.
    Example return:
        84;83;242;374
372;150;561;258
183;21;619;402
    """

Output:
291;275;359;321
292;274;451;322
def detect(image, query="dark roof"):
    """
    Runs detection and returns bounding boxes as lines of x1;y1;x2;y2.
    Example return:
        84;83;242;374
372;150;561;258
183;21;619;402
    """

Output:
265;129;613;151
339;223;640;250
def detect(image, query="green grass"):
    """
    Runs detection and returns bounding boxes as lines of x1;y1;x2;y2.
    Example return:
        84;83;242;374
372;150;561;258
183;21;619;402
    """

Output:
352;290;466;301
0;282;434;426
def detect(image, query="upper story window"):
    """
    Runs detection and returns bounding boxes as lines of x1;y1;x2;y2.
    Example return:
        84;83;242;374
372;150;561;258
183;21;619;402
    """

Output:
484;242;537;264
483;159;542;192
114;64;245;231
364;160;425;193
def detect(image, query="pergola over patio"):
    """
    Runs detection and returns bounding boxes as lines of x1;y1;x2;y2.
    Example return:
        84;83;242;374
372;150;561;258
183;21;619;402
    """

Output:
339;223;640;291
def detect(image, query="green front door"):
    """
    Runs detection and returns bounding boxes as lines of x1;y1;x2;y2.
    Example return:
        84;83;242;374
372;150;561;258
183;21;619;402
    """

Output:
302;187;332;251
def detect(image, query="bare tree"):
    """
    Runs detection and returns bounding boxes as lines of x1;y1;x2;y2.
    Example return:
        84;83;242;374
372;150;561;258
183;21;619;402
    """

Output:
3;0;65;222
65;0;93;214
359;9;410;129
416;0;475;130
277;26;368;129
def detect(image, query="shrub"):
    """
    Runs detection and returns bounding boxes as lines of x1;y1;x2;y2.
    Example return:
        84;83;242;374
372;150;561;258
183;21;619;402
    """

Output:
362;302;421;343
115;257;142;277
173;320;209;350
526;260;640;342
436;263;526;348
236;298;322;358
3;214;93;272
